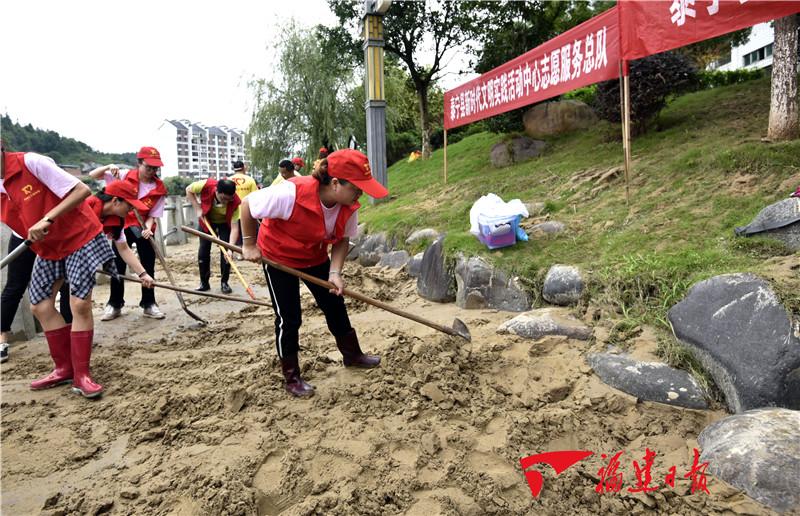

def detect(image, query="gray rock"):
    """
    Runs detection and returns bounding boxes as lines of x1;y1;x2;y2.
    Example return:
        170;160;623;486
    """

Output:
455;256;531;312
489;138;547;168
490;142;513;168
735;198;800;251
699;408;800;512
523;99;598;138
529;221;565;236
405;228;440;245
377;250;410;269
497;307;592;340
357;232;393;267
668;273;800;413
358;252;382;267
416;237;455;302
587;353;708;409
406;252;424;278
525;202;546;216
542;265;584;306
510;137;547;163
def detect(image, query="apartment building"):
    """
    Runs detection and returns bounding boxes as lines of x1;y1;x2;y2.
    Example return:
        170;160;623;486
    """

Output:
155;119;250;179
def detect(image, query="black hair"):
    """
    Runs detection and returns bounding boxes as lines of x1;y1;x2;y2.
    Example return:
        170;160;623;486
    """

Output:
278;159;293;171
217;178;236;195
95;190;115;202
232;160;245;170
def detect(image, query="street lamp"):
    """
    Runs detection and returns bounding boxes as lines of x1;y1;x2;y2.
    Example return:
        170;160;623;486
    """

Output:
363;0;391;202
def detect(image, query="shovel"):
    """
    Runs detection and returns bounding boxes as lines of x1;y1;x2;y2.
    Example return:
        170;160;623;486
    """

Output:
0;238;32;269
133;210;208;325
182;226;471;341
96;270;272;308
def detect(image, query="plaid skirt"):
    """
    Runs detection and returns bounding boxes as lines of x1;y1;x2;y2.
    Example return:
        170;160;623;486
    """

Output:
29;232;117;305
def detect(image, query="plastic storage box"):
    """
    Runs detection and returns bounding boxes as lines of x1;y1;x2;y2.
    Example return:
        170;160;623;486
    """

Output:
477;215;518;249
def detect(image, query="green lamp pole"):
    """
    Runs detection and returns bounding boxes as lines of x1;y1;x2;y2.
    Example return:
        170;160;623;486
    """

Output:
363;0;391;202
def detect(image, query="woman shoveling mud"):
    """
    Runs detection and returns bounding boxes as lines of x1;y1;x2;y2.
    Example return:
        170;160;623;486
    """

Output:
239;149;388;397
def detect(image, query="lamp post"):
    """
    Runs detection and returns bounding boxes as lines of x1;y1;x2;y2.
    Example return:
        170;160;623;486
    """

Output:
363;0;391;202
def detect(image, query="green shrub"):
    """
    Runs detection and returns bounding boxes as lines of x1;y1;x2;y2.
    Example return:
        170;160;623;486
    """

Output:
696;68;763;90
595;51;697;135
563;84;597;106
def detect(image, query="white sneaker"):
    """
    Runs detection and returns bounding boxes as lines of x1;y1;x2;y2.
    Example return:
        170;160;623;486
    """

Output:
143;305;165;319
101;305;122;321
1;343;9;363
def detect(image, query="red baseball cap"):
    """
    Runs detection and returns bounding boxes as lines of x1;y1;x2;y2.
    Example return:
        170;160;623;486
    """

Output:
327;149;388;199
104;181;149;212
291;157;305;168
136;146;164;167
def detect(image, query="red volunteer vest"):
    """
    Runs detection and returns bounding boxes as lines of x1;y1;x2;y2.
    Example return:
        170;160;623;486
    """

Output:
258;176;358;269
86;196;124;240
0;152;102;260
122;169;167;229
198;179;241;231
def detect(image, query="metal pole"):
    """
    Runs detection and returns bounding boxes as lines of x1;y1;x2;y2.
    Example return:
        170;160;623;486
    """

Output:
363;1;391;203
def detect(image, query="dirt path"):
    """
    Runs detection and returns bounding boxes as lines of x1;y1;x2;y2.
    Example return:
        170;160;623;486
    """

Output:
1;240;775;515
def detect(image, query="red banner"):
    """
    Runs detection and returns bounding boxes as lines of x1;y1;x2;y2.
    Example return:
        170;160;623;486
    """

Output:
444;7;620;130
620;0;800;61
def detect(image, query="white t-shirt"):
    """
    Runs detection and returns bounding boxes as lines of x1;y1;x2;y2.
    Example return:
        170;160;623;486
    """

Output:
104;169;166;217
247;181;358;239
0;153;80;197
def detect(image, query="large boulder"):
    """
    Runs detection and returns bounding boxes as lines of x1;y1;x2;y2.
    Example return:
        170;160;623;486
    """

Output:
416;237;455;303
529;221;565;238
735;197;800;251
699;408;800;512
542;265;584;306
377;250;410;269
497;307;592;340
587;353;708;409
489;142;513;168
510;137;547;162
523;100;598;138
454;256;531;312
357;232;393;267
668;273;800;413
406;252;424;278
406;228;440;245
489;137;547;168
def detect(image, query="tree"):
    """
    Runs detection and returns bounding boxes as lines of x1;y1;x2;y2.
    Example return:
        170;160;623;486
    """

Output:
594;52;697;136
329;0;487;158
679;29;751;69
767;14;799;141
248;24;358;175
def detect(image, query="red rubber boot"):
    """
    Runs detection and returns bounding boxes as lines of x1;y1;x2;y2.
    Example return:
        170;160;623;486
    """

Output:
30;325;73;390
70;330;103;398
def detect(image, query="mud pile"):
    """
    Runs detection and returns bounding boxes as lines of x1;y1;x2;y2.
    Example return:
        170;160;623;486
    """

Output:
1;241;774;515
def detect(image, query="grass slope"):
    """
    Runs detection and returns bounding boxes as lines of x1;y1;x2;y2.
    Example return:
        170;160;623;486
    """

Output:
360;76;799;347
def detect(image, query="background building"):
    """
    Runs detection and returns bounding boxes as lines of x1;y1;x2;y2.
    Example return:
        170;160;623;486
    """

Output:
155;119;250;179
711;22;778;72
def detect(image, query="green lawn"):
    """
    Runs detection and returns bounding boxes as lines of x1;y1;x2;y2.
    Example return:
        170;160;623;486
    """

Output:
359;76;800;344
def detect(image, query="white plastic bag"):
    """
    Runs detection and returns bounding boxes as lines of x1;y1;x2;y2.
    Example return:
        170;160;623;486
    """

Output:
469;193;529;236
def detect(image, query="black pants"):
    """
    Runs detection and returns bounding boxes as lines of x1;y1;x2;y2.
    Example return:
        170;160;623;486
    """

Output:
108;228;157;309
198;222;231;285
263;260;352;358
1;234;72;332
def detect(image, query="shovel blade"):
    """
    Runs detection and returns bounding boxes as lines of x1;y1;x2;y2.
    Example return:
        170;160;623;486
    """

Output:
452;318;472;342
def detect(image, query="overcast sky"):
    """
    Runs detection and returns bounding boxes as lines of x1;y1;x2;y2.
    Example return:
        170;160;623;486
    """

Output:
1;0;338;153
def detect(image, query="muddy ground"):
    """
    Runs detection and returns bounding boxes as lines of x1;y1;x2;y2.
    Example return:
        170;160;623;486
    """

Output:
0;239;780;515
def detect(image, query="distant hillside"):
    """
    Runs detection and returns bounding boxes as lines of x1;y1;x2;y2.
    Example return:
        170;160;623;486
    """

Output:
1;114;136;168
